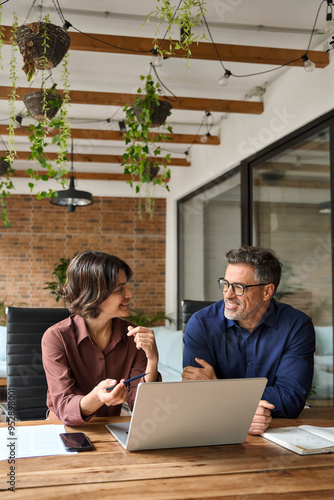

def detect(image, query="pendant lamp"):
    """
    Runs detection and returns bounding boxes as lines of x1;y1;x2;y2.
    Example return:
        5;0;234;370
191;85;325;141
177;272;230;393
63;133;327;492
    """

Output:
50;139;94;212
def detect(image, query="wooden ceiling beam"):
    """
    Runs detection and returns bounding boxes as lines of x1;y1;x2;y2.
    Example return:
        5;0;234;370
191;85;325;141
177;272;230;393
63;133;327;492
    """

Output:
0;86;263;114
2;26;329;67
0;125;220;145
10;170;171;182
0;150;190;166
10;170;148;182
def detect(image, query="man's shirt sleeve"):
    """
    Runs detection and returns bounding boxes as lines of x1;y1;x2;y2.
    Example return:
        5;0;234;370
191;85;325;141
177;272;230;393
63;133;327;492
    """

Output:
262;318;315;418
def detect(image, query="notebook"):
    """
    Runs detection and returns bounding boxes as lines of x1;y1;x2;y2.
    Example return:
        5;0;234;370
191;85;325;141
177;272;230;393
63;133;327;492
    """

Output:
105;378;267;451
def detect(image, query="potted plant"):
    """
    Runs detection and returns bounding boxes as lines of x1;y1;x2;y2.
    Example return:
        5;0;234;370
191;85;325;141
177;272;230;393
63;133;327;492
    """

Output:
16;19;70;82
44;254;77;304
0;12;71;228
23;86;63;121
122;74;173;217
125;308;174;327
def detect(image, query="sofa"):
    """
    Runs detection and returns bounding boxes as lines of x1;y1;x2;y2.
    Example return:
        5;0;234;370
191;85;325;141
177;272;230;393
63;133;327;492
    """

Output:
313;326;333;400
153;326;183;382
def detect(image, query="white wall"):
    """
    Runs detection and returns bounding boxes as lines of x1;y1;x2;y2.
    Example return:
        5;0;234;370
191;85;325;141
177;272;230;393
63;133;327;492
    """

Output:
165;53;334;320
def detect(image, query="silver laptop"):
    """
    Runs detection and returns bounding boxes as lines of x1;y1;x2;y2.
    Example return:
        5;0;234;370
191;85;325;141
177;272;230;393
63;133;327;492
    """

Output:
105;378;267;451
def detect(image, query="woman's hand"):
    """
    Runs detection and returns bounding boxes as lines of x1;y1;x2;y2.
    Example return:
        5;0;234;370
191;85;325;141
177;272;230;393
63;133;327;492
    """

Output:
80;379;128;416
127;325;159;362
127;326;159;383
96;379;128;407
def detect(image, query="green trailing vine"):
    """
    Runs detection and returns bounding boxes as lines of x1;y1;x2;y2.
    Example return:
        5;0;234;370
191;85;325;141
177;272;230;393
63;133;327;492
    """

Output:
122;74;173;217
0;14;18;228
25;15;70;201
0;4;4;70
146;0;207;67
0;14;71;227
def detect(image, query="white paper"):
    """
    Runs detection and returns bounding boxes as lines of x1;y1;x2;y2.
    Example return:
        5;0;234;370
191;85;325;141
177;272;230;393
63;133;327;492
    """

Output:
0;424;77;460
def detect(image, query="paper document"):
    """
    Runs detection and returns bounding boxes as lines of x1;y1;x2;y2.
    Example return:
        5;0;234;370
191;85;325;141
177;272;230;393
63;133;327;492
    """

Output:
261;425;334;455
0;424;77;460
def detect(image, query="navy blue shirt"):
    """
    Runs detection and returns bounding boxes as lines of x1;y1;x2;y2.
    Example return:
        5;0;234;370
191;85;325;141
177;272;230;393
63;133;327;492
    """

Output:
183;299;315;418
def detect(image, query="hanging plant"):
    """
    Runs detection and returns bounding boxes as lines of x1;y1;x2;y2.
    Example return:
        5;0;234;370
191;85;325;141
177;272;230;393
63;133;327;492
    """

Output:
0;15;18;228
146;0;207;66
0;14;71;228
122;74;173;217
25;83;69;199
16;20;71;82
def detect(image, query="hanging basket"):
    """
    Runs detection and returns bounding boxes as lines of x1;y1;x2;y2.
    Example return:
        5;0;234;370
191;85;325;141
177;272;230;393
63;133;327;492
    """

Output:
134;99;172;128
147;160;160;180
17;22;71;77
0;157;10;176
23;90;62;121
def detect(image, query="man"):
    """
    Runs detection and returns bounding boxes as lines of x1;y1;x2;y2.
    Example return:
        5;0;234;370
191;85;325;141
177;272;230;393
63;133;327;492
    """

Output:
182;246;315;435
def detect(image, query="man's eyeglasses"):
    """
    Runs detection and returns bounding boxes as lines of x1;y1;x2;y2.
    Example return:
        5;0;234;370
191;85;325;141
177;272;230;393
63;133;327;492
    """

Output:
217;278;270;296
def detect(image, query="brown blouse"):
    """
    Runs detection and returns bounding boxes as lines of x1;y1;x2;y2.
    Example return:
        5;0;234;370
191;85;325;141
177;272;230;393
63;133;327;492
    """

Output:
42;314;148;425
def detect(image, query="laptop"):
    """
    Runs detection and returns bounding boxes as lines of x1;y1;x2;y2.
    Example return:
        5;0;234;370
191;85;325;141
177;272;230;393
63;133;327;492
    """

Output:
105;378;267;451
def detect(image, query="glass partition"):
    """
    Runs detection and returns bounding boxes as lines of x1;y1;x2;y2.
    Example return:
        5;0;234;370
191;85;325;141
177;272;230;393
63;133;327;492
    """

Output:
252;128;333;405
178;169;241;324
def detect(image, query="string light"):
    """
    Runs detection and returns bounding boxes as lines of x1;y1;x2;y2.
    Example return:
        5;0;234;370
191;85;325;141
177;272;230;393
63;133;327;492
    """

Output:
184;150;191;163
302;54;316;72
200;132;211;144
152;49;164;68
324;0;334;33
218;70;232;87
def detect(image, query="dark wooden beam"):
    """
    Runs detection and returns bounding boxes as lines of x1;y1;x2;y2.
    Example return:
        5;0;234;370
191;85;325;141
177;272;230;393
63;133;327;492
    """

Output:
10;170;169;182
0;150;190;166
2;26;329;67
0;86;263;114
0;125;220;145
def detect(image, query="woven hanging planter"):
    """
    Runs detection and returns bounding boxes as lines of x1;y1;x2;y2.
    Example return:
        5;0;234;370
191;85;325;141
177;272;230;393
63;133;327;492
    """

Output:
17;22;71;78
23;90;62;121
134;99;172;128
147;161;160;180
0;157;10;176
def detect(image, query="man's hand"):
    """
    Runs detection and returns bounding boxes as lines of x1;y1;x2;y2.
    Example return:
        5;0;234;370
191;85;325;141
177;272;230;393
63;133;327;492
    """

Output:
182;358;217;381
248;400;275;435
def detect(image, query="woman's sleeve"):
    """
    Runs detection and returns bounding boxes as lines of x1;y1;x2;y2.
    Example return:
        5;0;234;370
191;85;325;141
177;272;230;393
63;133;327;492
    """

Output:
41;328;93;426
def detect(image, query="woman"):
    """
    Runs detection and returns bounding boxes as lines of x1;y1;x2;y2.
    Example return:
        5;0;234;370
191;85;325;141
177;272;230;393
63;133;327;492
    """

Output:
42;250;160;426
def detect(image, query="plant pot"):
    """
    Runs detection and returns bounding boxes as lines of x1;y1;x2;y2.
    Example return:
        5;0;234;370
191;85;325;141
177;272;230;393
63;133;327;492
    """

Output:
23;90;62;121
17;22;71;76
134;99;172;128
147;161;160;180
0;157;10;176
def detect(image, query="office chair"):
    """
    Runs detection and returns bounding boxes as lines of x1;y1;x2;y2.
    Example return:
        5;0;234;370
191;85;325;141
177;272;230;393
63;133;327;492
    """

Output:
6;307;70;420
181;299;215;333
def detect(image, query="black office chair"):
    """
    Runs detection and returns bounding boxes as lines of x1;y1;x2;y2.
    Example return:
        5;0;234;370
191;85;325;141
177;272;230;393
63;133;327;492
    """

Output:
6;307;70;420
181;299;215;333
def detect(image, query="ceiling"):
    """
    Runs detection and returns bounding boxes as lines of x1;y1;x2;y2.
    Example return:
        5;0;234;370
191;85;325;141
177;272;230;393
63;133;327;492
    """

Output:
0;0;332;193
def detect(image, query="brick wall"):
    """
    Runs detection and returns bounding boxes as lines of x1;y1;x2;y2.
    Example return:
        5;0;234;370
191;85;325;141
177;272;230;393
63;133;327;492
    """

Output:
0;194;166;317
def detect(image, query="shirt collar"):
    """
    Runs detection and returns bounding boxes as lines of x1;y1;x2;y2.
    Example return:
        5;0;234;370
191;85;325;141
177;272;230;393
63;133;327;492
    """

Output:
224;299;279;330
72;314;129;347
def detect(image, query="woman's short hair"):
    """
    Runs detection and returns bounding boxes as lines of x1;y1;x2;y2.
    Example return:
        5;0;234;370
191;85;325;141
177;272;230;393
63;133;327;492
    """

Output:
57;250;133;318
225;246;282;292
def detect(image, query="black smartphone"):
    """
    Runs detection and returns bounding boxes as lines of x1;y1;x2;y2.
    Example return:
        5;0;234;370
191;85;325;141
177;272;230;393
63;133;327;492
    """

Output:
59;432;93;452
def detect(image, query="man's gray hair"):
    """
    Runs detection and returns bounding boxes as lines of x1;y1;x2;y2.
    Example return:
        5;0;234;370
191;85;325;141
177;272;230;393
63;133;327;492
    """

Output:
225;246;282;292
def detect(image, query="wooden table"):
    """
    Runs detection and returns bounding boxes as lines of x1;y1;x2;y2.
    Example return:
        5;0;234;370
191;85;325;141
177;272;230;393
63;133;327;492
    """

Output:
1;408;334;499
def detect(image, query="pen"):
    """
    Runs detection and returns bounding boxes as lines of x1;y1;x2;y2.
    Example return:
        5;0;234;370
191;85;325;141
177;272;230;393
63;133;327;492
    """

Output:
106;372;149;391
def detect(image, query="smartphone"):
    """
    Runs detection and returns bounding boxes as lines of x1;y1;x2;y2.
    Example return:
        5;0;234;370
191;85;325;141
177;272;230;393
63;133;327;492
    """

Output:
59;432;93;452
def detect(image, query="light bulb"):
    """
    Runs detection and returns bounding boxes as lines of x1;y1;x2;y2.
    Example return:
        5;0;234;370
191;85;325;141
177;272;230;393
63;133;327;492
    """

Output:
200;133;211;144
304;58;315;73
185;151;191;163
218;70;231;87
302;54;315;73
324;9;334;34
152;54;164;67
